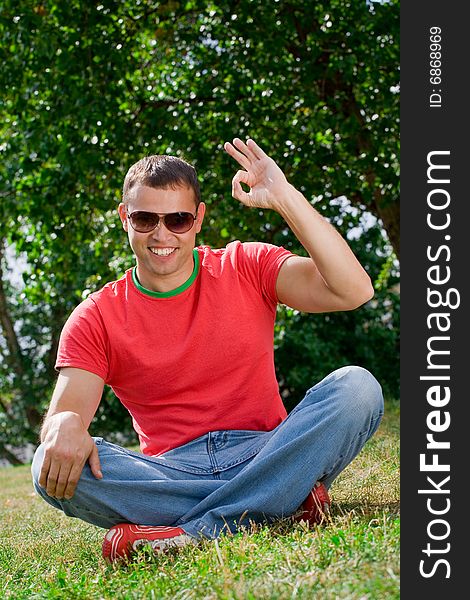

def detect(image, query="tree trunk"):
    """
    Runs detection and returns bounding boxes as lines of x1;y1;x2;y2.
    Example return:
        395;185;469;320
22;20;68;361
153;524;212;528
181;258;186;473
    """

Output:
374;194;400;259
0;443;24;466
0;243;24;373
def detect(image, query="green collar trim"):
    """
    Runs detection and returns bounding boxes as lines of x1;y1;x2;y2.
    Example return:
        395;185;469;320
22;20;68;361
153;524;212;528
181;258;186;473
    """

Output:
132;249;199;298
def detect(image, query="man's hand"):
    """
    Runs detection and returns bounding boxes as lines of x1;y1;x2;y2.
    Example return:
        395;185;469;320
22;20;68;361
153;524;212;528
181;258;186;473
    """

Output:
225;137;374;313
224;138;290;210
39;411;102;500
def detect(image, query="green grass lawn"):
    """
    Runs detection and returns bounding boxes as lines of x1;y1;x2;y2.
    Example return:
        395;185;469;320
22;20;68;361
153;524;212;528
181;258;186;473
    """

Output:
0;404;399;599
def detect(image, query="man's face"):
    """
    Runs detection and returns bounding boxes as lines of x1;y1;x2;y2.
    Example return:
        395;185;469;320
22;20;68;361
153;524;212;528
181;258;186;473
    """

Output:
118;185;205;293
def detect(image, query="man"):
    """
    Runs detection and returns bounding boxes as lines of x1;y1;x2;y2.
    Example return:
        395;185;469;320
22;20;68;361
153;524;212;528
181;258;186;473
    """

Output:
32;138;383;562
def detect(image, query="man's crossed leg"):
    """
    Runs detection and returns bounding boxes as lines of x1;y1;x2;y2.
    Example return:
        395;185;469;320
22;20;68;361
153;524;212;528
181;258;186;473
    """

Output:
32;366;383;562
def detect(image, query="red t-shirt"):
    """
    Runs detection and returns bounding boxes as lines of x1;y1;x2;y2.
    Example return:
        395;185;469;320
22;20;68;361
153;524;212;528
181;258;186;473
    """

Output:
56;241;293;456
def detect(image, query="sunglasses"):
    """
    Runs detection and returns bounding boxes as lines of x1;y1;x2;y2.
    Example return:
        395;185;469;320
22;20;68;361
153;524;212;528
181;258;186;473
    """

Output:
126;210;197;234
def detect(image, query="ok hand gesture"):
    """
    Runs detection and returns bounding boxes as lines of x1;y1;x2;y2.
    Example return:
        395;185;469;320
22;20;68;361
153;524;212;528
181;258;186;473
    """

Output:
224;138;290;211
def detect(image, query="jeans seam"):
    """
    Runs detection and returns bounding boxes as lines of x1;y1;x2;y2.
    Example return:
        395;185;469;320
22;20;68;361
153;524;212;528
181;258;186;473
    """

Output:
66;503;113;521
321;412;384;482
99;443;213;474
358;410;384;437
149;458;212;475
207;434;221;474
217;444;266;470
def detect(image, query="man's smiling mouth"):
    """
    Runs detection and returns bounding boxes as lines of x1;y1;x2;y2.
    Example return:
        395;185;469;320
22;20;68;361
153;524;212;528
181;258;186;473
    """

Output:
149;247;177;257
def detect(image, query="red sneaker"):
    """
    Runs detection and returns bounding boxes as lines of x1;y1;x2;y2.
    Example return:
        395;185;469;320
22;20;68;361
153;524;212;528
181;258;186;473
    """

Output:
293;482;331;525
102;523;196;562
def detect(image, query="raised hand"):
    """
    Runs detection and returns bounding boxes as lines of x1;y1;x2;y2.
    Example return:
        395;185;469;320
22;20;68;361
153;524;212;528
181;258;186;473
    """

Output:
224;138;290;210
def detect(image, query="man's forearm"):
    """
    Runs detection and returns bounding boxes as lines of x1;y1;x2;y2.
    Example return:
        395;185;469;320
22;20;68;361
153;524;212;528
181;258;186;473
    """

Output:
40;368;104;443
275;183;373;301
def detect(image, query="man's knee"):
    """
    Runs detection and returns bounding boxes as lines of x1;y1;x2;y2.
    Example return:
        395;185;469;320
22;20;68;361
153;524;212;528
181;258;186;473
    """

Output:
31;443;93;503
31;443;45;490
31;442;111;526
334;365;384;423
337;364;382;398
31;444;61;507
300;365;384;422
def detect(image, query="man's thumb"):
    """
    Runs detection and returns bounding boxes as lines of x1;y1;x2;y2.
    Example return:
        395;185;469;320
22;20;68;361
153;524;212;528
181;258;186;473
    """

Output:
232;170;250;203
89;443;103;479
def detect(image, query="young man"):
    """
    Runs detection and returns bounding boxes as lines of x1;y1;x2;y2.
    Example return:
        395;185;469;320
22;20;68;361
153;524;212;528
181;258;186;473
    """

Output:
32;138;383;562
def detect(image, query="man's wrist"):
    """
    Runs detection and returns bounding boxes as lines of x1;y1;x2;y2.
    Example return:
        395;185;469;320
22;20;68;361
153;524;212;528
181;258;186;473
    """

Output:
272;183;310;217
40;411;85;442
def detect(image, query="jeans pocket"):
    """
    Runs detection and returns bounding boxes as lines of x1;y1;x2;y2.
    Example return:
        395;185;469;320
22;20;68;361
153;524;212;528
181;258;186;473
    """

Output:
215;430;271;470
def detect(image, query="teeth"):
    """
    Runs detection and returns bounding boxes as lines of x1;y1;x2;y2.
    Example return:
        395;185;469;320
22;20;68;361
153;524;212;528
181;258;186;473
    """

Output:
150;247;176;256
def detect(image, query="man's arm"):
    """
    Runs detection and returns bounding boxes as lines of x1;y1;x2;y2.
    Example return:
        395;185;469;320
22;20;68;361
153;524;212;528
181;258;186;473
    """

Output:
224;138;373;313
39;367;105;500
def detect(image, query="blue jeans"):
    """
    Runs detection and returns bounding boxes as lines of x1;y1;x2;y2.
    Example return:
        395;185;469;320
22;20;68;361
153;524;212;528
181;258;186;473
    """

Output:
31;366;383;540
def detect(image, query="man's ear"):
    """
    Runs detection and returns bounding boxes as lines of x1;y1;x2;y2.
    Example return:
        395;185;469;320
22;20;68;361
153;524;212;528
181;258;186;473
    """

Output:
195;202;206;234
118;203;129;232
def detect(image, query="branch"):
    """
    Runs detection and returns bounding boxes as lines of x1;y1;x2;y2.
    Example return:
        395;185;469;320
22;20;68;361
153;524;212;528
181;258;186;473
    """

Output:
0;241;25;376
0;394;10;414
0;190;16;199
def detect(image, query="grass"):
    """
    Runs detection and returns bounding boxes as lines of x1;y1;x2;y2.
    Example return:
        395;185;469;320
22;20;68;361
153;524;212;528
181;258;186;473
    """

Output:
0;404;399;599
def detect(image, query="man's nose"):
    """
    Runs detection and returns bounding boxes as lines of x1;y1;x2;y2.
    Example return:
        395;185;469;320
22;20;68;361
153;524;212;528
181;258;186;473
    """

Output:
150;219;169;237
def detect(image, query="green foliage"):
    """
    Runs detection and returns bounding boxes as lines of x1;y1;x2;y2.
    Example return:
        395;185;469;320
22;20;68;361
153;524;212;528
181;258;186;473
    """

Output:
276;289;399;412
0;0;399;458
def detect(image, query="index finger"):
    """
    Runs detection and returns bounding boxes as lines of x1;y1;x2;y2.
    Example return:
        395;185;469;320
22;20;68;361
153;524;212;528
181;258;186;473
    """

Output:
223;141;251;171
38;452;51;489
63;462;84;500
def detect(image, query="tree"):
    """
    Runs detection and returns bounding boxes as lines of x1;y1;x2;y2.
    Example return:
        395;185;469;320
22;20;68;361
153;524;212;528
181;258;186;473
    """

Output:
0;0;399;462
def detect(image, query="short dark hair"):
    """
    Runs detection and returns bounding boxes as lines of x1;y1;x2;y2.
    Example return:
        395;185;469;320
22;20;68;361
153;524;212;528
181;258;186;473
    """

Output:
122;155;201;206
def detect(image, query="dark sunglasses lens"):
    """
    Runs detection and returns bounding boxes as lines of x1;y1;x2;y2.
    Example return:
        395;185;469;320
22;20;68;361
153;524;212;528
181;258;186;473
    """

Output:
164;212;194;233
130;211;159;232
